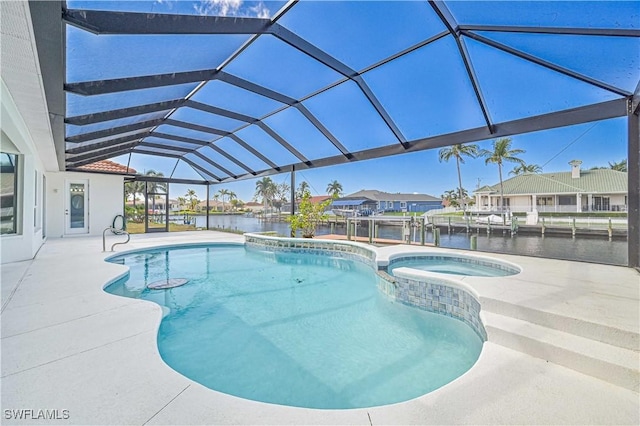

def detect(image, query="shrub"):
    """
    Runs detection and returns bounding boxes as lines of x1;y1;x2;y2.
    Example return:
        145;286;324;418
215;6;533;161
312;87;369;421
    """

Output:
287;190;332;238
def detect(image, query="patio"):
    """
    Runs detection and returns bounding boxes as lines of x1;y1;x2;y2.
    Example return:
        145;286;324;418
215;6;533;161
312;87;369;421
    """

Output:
1;231;638;425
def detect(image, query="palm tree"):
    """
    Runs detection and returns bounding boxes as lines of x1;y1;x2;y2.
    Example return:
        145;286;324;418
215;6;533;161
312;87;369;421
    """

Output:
144;170;166;193
296;181;310;200
441;187;470;208
608;159;627;172
185;189;198;211
230;198;242;211
212;194;220;212
217;188;230;212
134;181;145;207
124;182;141;206
176;196;187;212
509;163;542;176
326;180;343;198
143;170;166;214
255;177;276;213
438;143;479;217
480;138;526;218
442;189;458;208
227;191;237;211
273;183;289;214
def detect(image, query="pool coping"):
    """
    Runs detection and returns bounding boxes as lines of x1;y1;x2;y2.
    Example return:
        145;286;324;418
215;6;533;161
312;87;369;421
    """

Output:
1;231;638;425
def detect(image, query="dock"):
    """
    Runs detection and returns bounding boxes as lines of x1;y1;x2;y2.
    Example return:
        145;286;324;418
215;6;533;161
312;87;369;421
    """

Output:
316;234;433;246
431;223;627;239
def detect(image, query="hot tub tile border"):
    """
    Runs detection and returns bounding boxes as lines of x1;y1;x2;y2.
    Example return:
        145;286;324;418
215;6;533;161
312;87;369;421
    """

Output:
384;255;520;275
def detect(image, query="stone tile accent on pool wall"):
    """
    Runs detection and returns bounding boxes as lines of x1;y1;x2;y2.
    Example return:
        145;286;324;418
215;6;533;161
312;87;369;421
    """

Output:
244;233;487;341
378;271;486;341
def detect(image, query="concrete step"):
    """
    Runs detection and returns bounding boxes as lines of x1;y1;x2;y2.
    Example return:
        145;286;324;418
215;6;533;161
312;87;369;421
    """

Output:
481;297;639;351
482;311;639;392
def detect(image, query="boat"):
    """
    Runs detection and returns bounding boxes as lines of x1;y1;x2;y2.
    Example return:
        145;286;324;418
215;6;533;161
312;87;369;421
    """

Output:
332;209;359;217
476;214;510;225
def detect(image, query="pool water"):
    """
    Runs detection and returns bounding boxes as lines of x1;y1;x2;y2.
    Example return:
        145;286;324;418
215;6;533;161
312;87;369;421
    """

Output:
389;257;518;277
106;245;483;409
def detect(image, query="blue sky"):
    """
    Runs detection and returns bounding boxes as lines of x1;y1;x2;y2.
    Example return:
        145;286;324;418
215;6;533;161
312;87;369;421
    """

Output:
66;1;638;202
130;116;629;202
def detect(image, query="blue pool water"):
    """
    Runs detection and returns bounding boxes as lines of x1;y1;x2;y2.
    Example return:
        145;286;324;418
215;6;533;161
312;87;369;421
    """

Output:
106;244;483;409
389;257;519;277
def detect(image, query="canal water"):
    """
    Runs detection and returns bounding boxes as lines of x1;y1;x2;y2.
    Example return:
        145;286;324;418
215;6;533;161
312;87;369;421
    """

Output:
179;215;628;266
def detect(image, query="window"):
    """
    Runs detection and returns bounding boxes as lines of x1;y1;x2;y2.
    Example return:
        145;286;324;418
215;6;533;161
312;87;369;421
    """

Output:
558;196;574;206
400;201;407;209
537;196;553;206
34;171;38;228
1;153;18;234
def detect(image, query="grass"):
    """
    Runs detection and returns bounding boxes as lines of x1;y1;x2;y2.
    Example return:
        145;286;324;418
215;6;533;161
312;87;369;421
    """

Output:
125;222;197;234
125;222;252;234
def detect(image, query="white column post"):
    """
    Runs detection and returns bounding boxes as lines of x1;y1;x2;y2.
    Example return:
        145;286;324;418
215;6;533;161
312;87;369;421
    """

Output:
576;193;582;212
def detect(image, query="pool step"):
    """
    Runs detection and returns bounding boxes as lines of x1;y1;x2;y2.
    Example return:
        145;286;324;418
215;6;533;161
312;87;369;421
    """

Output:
482;311;639;392
480;298;639;351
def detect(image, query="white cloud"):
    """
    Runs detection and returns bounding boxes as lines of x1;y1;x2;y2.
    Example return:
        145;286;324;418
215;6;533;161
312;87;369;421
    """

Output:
194;0;271;18
249;2;270;19
194;0;243;16
153;0;177;11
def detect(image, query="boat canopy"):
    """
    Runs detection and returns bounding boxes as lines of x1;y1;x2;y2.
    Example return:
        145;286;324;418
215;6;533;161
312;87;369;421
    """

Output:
331;199;370;207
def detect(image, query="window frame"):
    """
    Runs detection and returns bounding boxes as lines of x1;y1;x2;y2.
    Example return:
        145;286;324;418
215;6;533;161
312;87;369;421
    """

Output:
1;152;19;235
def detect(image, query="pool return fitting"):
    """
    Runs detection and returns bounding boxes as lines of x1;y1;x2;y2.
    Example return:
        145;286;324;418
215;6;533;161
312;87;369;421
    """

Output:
103;215;130;252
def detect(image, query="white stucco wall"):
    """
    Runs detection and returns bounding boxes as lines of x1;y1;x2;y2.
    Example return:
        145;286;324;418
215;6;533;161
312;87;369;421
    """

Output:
1;80;46;264
45;172;124;238
506;195;532;212
609;194;627;209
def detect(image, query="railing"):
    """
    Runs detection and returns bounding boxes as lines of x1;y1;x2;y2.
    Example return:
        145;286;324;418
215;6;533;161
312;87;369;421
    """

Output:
429;214;627;229
103;216;131;251
470;205;628;213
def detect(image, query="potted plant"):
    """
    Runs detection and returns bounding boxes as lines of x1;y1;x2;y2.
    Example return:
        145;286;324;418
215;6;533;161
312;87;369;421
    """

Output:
287;190;332;238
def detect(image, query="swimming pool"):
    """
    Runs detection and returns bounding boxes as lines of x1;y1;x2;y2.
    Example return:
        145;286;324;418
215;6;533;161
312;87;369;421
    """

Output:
387;254;521;277
105;244;483;409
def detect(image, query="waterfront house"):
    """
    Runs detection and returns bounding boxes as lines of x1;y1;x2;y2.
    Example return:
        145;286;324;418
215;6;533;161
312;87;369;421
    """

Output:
474;160;628;213
196;200;226;212
333;190;442;214
282;195;333;213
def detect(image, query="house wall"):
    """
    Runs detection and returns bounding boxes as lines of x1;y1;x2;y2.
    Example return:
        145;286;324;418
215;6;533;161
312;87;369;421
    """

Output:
404;201;442;212
506;195;533;212
482;193;628;213
45;172;124;238
378;200;441;213
609;194;627;210
1;80;46;263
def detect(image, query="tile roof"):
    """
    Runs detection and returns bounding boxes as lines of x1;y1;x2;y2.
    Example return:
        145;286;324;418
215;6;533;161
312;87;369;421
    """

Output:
343;189;441;202
476;169;627;195
308;195;332;204
77;160;136;174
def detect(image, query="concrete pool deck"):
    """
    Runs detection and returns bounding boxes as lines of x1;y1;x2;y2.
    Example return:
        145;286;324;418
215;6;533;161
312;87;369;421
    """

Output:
1;231;638;425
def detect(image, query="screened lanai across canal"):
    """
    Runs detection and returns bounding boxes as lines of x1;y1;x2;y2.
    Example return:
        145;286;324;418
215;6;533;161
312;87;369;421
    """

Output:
30;0;640;267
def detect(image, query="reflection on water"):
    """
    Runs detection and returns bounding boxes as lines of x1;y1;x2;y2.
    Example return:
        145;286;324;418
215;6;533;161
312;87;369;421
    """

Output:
184;215;628;266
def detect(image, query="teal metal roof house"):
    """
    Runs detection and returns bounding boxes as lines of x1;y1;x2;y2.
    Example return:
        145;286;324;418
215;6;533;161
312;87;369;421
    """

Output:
474;161;628;213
